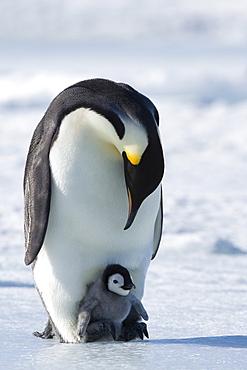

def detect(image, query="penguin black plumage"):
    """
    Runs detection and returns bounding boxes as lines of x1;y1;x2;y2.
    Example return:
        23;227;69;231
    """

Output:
77;264;148;342
24;78;164;343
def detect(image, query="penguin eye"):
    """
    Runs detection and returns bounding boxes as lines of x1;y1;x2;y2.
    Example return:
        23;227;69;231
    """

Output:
113;279;118;284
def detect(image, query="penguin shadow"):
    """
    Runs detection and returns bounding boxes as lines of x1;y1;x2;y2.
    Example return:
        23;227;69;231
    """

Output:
148;335;247;349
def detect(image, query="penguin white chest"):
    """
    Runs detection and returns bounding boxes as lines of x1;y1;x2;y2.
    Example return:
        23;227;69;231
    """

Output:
49;109;129;247
45;108;158;268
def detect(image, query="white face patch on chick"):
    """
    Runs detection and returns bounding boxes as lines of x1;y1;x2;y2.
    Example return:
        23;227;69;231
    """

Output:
108;273;132;296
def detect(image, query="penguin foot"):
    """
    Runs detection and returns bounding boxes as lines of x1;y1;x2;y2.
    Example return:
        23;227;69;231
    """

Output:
118;321;149;341
33;320;55;339
85;320;115;342
118;307;149;342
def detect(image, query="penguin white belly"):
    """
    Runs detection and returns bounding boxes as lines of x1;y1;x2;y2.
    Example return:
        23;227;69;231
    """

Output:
32;109;161;343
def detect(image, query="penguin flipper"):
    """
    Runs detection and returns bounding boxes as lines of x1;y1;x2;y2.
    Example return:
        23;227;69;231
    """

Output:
152;187;163;260
24;115;59;266
77;310;91;337
131;295;149;321
78;298;99;337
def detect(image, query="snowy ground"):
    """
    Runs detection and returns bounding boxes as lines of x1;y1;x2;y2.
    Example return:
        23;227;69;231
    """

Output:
1;1;247;369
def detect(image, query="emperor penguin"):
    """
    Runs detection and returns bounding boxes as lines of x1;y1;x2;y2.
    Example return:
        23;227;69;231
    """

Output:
24;78;164;343
77;264;149;342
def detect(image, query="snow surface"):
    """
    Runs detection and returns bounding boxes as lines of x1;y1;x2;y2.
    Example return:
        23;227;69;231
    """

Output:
1;1;247;369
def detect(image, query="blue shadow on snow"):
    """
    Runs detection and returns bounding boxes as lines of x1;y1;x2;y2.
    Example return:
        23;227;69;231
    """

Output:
149;336;247;349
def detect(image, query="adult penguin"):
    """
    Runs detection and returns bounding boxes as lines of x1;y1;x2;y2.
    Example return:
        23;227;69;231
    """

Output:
24;78;164;343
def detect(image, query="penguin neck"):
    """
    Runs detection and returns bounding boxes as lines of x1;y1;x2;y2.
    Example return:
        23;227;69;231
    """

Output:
49;107;125;195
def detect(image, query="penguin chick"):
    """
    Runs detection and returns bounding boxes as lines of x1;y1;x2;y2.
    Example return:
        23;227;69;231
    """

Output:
77;264;149;341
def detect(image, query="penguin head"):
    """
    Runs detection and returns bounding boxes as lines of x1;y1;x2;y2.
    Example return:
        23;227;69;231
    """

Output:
120;120;164;229
106;82;164;230
103;264;135;297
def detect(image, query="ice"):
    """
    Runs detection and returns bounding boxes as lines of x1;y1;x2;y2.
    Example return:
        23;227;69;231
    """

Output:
1;0;247;368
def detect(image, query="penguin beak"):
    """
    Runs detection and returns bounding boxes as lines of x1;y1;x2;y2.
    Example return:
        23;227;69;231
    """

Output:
122;137;164;230
122;151;140;230
124;150;142;166
122;282;136;290
125;187;137;230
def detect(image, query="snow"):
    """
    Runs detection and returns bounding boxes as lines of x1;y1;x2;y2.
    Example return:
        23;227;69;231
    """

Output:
1;0;247;368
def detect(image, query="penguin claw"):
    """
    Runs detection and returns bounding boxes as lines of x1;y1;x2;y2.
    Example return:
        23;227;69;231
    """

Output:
33;320;54;339
118;307;149;342
136;325;144;340
119;321;149;341
143;324;149;339
136;322;149;340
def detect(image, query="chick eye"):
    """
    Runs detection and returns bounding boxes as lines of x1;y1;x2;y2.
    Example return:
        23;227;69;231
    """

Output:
113;280;118;284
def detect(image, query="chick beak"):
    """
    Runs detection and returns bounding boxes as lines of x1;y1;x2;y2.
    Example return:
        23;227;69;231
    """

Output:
122;282;136;291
